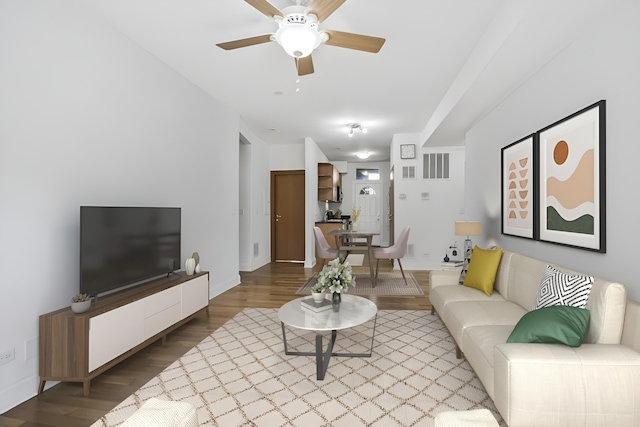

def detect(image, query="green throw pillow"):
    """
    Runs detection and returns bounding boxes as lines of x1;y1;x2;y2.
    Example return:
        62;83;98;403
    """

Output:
507;305;591;347
462;246;503;296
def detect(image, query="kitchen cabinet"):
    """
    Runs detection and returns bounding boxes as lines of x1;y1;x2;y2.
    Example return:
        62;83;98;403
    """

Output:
318;162;341;202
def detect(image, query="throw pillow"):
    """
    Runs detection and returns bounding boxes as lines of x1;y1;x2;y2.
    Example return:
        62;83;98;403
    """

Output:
532;265;593;310
462;246;503;296
507;305;591;347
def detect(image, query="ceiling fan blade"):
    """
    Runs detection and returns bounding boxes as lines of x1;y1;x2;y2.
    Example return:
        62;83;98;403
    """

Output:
323;30;385;53
216;34;273;50
295;56;314;76
244;0;283;19
305;0;346;23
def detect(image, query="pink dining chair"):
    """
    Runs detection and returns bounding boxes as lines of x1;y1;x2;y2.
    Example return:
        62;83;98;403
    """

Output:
313;226;346;273
372;226;411;285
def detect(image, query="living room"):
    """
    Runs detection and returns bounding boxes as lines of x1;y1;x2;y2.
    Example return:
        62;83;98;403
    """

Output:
2;0;639;424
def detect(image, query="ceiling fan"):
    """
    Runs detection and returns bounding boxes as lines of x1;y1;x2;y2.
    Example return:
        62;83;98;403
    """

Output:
216;0;386;76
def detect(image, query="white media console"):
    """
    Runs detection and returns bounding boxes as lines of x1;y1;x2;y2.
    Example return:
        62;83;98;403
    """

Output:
39;272;209;395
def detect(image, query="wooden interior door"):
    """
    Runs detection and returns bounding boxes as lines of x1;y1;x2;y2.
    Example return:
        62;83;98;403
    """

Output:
271;170;305;262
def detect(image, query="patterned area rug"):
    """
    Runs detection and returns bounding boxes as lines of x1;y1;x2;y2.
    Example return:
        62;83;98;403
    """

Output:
92;309;504;427
296;273;424;296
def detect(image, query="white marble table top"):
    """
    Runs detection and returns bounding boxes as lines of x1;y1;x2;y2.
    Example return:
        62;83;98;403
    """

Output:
278;294;377;332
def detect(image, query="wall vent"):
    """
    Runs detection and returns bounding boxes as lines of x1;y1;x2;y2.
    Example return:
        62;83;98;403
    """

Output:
406;243;414;257
423;153;450;179
402;166;416;180
253;242;259;258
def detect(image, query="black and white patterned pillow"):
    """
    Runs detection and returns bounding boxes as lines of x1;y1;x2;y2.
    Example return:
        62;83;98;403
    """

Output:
532;265;593;310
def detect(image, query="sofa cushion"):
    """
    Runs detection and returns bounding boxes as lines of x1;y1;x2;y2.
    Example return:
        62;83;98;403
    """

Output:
532;265;593;310
430;283;506;317
507;306;591;347
463;246;503;295
443;301;526;350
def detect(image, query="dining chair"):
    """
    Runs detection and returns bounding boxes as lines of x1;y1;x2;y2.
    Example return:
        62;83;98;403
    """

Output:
372;226;411;285
313;227;346;272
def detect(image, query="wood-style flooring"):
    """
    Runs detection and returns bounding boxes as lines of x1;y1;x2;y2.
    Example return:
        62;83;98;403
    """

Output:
0;260;431;427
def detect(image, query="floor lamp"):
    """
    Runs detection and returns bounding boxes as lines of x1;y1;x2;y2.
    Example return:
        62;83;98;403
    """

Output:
454;221;482;282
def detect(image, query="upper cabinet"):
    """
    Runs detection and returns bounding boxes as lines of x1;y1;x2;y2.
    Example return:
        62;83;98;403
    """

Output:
318;162;341;202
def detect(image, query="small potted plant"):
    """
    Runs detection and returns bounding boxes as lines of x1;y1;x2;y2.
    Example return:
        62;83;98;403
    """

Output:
311;282;326;303
71;293;92;314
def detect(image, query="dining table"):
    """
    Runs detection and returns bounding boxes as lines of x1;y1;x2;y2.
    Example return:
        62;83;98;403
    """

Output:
327;229;379;287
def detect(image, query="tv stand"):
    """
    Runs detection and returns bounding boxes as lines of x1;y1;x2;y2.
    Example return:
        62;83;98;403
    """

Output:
38;272;209;396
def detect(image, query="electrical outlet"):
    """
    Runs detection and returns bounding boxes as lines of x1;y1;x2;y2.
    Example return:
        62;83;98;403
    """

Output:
0;348;15;366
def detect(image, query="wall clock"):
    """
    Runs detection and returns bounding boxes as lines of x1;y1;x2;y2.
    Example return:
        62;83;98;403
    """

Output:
400;144;416;159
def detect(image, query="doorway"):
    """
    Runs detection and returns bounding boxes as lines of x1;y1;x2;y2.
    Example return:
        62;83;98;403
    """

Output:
270;170;305;262
353;181;382;246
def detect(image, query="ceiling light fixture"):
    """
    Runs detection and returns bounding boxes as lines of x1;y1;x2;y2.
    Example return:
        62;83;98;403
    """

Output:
273;9;328;58
347;123;368;137
356;151;372;159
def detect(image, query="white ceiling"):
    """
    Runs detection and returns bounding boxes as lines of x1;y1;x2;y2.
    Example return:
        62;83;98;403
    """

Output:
77;0;612;162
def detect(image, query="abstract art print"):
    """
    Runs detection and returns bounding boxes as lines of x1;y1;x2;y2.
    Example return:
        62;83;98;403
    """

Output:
501;134;537;239
537;100;606;252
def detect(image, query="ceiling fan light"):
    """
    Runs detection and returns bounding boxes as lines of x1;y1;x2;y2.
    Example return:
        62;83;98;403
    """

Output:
356;152;371;159
275;23;321;58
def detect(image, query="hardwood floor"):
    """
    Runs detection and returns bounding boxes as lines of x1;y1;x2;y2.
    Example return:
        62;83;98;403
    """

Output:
0;260;431;427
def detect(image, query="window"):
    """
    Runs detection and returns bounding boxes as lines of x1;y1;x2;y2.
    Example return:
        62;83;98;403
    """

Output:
423;153;450;179
402;166;416;180
356;168;380;180
359;186;377;195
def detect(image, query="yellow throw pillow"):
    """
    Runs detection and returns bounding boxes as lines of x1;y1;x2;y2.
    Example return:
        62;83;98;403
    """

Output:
463;246;503;295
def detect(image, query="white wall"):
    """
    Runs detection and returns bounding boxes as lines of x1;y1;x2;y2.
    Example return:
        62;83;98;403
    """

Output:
391;135;466;269
239;125;271;272
0;0;240;411
465;2;640;300
270;143;306;171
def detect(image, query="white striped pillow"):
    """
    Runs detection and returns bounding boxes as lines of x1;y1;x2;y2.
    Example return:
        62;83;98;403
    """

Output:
532;265;593;310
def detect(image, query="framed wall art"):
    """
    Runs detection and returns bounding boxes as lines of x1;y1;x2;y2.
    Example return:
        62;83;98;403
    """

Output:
501;134;537;239
537;100;606;252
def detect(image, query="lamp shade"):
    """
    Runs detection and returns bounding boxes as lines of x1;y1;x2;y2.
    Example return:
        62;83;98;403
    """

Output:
455;221;482;236
275;23;321;58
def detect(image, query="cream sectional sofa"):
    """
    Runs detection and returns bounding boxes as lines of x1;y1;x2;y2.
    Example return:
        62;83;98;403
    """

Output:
429;250;640;427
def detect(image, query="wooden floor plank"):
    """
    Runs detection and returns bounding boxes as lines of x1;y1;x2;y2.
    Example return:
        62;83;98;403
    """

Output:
2;259;431;426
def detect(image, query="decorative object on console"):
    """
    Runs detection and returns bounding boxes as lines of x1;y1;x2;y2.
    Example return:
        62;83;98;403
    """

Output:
462;246;503;296
185;258;196;275
194;264;201;274
71;293;91;314
501;133;537;240
537;100;606;253
454;221;482;280
192;252;200;266
532;265;593;310
351;206;362;231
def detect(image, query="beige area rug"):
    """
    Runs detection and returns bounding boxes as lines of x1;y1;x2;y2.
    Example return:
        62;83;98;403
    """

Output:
92;309;505;427
296;273;424;296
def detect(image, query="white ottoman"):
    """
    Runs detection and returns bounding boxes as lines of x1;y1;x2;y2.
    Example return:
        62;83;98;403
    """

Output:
122;398;198;427
434;408;499;427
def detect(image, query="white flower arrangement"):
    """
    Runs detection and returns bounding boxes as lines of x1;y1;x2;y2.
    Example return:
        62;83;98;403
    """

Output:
316;257;356;294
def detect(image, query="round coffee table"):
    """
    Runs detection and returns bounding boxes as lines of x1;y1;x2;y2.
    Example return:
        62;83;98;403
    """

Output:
278;294;378;380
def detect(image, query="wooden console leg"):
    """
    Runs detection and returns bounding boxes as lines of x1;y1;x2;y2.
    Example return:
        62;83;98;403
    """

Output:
38;380;45;394
83;380;91;396
456;345;462;359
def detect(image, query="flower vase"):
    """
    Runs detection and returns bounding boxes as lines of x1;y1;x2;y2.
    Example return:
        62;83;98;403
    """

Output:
351;222;358;232
332;292;341;312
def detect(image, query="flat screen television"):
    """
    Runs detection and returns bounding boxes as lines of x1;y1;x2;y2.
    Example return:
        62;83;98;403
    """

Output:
80;206;181;297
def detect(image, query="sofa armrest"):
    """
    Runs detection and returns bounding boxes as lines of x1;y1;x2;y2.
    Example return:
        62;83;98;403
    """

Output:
429;269;462;289
493;343;640;427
